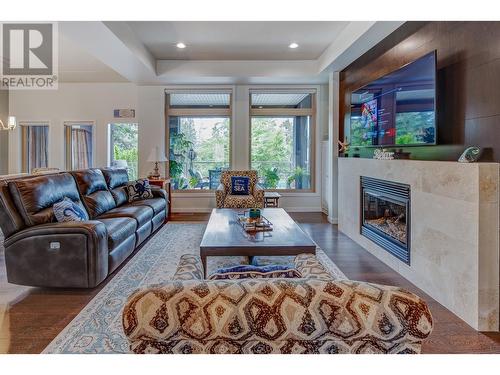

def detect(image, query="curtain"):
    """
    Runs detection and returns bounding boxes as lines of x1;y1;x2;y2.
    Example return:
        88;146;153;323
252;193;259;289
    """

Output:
71;128;92;169
28;126;48;171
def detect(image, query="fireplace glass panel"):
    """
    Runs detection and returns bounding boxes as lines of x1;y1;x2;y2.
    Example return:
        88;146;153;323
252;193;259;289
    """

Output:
363;192;407;245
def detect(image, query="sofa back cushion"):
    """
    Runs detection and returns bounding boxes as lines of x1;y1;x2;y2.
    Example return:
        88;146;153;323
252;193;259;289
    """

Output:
8;173;87;226
101;168;129;206
70;169;116;218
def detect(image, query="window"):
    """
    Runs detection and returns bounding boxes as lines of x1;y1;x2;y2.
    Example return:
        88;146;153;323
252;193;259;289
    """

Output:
250;91;315;190
166;91;231;190
65;122;94;170
21;123;49;173
108;123;139;180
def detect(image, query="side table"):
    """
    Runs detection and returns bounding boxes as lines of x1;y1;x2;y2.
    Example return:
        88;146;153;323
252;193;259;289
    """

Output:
264;192;281;208
148;178;172;221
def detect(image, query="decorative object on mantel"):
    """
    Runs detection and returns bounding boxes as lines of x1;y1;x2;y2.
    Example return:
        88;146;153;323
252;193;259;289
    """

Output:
338;140;349;157
113;109;135;118
373;148;395;160
0;116;16;131
393;148;411;160
458;146;481;163
338;140;349;153
147;146;169;179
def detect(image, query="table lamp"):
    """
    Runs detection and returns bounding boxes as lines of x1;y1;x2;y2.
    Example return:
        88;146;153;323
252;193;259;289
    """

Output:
147;146;168;179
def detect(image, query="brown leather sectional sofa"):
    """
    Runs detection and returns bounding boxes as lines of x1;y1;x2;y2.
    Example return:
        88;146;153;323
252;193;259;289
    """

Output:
0;168;168;288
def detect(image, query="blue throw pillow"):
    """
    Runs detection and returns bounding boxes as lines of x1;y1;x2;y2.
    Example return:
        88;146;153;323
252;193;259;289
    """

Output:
53;197;89;222
127;178;154;202
231;176;250;195
208;264;302;280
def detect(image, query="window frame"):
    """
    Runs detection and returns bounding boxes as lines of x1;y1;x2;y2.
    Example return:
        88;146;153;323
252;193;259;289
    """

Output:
165;89;233;193
64;121;95;171
20;121;50;173
249;89;317;193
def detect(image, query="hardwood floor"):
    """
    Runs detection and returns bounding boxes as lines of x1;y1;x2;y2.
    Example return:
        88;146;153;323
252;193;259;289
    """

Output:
0;212;499;353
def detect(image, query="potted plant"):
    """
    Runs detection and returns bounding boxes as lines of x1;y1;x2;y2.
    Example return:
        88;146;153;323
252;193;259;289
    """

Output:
262;167;280;189
286;166;310;189
169;133;193;189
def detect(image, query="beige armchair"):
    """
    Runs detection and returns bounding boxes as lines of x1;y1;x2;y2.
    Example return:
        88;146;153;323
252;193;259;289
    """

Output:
215;170;264;209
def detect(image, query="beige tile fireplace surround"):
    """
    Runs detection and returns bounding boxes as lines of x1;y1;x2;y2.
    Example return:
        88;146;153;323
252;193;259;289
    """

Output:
338;158;499;331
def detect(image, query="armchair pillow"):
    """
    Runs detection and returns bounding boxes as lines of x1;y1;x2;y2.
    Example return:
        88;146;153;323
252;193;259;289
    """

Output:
231;176;250;195
209;264;302;280
53;197;89;222
127;179;154;202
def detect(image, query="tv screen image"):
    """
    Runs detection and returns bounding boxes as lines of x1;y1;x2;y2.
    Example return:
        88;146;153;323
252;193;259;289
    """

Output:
361;98;377;128
349;51;436;147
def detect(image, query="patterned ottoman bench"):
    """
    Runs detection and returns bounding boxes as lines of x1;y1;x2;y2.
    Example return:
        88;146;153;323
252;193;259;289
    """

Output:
122;254;433;354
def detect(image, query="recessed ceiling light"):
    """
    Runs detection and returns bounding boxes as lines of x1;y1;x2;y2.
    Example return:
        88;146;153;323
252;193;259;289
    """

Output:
289;42;299;49
176;42;186;49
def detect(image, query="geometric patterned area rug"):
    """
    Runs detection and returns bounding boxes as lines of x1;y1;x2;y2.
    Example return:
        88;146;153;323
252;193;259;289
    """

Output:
42;223;347;354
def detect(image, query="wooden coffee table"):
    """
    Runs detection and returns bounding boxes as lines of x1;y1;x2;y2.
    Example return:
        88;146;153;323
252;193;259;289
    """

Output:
200;208;316;277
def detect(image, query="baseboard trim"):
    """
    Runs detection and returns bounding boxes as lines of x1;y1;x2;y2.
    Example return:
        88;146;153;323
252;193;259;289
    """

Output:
172;206;323;213
328;216;338;224
283;207;323;212
172;207;213;213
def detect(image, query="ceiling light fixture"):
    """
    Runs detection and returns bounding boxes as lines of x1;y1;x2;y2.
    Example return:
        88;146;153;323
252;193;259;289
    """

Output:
176;42;186;49
289;42;299;49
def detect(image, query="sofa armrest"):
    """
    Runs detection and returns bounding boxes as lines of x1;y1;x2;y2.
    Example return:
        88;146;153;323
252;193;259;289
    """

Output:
171;254;204;280
4;220;109;288
253;184;265;208
215;183;226;208
122;279;433;354
150;186;168;201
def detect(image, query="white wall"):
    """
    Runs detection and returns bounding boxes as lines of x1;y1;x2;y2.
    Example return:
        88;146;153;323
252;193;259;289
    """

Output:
9;83;138;173
328;72;340;223
9;82;329;213
0;90;8;175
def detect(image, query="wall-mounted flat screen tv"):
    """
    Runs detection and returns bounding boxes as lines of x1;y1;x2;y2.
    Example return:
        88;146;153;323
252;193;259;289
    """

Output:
349;51;437;147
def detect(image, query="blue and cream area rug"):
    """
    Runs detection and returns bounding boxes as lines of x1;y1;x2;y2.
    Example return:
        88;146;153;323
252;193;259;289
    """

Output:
42;223;346;354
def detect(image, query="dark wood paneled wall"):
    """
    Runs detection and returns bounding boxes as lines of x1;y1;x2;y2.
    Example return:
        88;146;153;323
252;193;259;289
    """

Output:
340;21;500;161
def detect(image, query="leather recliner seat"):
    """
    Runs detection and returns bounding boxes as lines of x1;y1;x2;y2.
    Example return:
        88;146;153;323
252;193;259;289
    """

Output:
0;168;168;288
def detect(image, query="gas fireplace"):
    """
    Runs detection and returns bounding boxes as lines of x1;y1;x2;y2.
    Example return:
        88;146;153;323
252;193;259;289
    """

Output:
360;176;411;264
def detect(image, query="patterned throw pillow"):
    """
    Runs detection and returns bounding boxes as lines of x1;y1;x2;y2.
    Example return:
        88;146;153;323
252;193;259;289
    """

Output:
208;264;302;280
53;197;89;222
231;176;250;195
127;179;154;202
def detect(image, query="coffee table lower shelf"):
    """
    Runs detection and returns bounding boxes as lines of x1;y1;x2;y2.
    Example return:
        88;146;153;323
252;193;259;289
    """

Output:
200;246;316;278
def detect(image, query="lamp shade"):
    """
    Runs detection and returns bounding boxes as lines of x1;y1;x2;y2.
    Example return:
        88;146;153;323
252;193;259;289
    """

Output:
147;146;168;162
113;160;128;168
